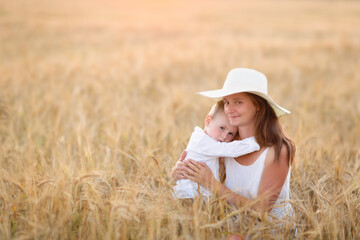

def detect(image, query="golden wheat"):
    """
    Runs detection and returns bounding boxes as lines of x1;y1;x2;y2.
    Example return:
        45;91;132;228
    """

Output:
0;0;359;239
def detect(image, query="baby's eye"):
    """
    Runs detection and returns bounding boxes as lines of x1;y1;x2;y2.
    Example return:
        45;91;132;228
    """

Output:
220;126;225;131
228;132;234;136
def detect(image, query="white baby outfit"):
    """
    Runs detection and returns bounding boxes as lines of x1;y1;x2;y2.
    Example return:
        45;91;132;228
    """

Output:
225;147;294;220
173;127;260;199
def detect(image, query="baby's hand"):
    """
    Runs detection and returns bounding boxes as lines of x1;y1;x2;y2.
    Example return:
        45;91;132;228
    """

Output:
179;151;186;162
171;151;187;180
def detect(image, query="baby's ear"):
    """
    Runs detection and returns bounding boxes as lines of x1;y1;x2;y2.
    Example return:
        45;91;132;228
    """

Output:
204;115;212;127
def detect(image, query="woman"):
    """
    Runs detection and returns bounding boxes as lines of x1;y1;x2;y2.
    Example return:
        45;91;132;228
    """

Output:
172;68;296;221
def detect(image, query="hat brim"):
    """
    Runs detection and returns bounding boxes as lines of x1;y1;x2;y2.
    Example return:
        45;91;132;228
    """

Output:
197;89;290;117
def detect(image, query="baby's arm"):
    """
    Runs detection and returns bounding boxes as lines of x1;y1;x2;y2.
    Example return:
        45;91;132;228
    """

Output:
191;136;260;158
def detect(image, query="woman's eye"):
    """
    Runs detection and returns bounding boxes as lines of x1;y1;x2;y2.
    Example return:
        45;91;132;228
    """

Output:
223;101;229;105
237;101;242;104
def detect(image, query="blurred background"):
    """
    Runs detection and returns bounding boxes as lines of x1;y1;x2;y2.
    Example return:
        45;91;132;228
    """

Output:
0;0;359;239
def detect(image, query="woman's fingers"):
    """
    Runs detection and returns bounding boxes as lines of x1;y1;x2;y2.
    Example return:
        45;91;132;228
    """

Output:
173;158;213;185
184;173;196;182
184;165;198;177
173;168;188;180
185;159;201;171
198;162;207;167
173;161;199;180
177;172;188;179
172;161;188;180
176;161;186;168
198;162;210;170
171;151;189;180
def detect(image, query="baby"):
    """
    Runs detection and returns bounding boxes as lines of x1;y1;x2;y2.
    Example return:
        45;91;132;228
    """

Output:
173;100;260;198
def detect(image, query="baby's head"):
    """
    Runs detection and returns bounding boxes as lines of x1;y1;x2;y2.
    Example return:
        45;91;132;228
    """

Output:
204;100;238;142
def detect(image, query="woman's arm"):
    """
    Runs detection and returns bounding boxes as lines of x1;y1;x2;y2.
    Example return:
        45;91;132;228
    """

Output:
183;159;251;206
184;145;290;213
257;145;290;211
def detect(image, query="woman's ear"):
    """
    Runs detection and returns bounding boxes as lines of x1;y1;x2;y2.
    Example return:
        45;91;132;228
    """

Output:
204;115;212;127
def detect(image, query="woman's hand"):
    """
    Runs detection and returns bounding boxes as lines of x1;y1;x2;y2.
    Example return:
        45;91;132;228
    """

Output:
171;151;188;180
183;159;217;190
171;152;217;191
172;153;245;206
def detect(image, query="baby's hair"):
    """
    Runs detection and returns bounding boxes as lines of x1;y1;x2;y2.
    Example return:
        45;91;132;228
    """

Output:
208;100;228;184
207;100;225;118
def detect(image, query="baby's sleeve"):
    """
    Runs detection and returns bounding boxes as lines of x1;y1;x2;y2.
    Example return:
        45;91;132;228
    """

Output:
196;136;260;157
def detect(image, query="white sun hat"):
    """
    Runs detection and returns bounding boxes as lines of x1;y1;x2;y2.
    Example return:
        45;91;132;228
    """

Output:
197;68;290;116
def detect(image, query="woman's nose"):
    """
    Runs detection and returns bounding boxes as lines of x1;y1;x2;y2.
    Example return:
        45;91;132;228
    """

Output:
226;103;234;113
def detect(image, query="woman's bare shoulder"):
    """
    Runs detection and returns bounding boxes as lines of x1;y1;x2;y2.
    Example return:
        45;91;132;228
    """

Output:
265;144;289;167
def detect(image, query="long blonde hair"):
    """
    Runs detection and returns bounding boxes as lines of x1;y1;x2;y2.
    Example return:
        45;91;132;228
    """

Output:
248;93;295;165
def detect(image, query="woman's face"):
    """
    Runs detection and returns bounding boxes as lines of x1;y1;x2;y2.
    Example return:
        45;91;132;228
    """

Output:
223;93;258;127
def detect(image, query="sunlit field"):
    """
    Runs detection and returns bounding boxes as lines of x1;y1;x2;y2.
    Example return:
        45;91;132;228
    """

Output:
0;0;360;239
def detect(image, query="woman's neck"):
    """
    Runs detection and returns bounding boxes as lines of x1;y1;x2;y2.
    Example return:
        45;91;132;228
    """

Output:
237;125;256;139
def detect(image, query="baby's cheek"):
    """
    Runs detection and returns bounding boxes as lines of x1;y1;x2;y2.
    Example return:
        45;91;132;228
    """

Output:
224;135;234;143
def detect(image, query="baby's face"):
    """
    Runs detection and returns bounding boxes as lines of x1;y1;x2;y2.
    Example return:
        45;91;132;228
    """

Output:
205;112;238;142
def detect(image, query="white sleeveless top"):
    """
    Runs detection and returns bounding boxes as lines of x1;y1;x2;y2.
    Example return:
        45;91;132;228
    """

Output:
225;147;294;219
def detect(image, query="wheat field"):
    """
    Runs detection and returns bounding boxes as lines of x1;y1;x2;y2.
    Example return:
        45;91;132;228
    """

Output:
0;0;360;239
